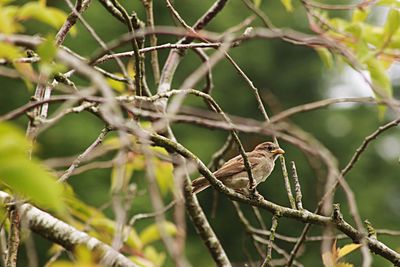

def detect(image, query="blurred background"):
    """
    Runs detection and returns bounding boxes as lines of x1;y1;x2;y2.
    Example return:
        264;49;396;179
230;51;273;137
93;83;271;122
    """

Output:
1;0;399;266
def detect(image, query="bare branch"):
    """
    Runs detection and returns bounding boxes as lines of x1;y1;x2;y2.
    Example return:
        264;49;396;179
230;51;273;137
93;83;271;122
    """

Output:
149;132;400;265
0;192;138;267
58;127;110;182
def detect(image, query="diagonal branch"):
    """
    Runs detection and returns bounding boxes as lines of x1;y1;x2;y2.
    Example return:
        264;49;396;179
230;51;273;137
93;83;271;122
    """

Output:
149;133;400;266
0;192;138;267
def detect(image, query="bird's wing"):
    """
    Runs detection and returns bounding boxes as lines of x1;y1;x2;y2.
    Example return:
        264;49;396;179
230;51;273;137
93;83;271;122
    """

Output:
214;152;260;180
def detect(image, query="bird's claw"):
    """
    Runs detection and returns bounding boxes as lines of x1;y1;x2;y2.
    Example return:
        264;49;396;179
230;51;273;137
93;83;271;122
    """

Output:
249;189;264;201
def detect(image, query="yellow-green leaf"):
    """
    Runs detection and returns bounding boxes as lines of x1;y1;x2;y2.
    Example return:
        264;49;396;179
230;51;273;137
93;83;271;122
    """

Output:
37;34;56;63
13;62;35;90
0;42;22;60
0;6;23;34
106;74;126;93
0;122;29;154
315;47;333;68
366;58;392;117
367;58;392;95
253;0;262;8
362;24;384;47
0;157;64;211
0;0;15;4
127;60;136;79
125;228;143;250
0;123;65;212
337;243;362;259
139;221;177;245
49;246;97;267
18;2;76;35
280;0;293;12
352;8;370;23
384;9;400;39
335;263;354;267
345;23;362;38
48;261;75;267
150;146;169;155
130;255;158;267
47;7;77;36
155;160;174;195
143;246;166;267
355;40;372;64
110;161;134;192
377;0;400;8
18;2;56;27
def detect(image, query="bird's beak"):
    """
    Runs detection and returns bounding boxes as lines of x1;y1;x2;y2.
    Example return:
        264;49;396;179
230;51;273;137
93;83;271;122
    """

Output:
271;148;285;155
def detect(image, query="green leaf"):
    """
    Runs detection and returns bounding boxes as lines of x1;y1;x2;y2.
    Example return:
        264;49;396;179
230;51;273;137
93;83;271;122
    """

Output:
366;58;392;118
155;160;174;195
14;62;36;90
363;24;384;47
0;42;36;88
253;0;262;8
127;60;136;79
337;243;362;259
280;0;293;12
0;122;64;212
39;62;67;78
0;123;29;155
384;9;400;40
0;42;22;60
106;74;126;93
110;161;134;192
18;2;76;35
18;2;57;28
367;58;392;99
345;23;362;39
354;40;372;64
329;18;348;31
130;255;160;267
352;8;369;23
315;47;333;68
377;0;400;8
37;34;56;63
0;42;37;89
139;221;177;245
335;263;354;267
143;246;166;267
0;6;23;34
0;0;15;5
125;228;143;250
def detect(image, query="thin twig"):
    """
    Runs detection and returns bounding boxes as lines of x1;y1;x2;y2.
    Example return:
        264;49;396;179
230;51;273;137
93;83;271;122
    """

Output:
5;208;20;267
261;213;280;267
290;161;303;210
141;0;160;85
223;47;295;208
59;127;110;182
128;200;176;226
269;97;377;123
251;227;400;242
110;0;143;94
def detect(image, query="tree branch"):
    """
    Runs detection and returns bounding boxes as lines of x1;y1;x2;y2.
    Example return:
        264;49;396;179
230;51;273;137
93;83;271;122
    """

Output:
0;192;138;267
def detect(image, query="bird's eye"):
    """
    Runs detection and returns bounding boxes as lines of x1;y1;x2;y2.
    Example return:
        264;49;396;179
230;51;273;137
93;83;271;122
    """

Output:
267;145;273;151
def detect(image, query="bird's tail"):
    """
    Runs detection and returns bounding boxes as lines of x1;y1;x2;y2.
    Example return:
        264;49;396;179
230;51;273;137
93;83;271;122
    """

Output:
192;177;210;194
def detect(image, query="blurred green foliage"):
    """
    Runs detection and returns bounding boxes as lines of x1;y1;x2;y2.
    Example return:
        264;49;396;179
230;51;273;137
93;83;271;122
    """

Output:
0;0;400;266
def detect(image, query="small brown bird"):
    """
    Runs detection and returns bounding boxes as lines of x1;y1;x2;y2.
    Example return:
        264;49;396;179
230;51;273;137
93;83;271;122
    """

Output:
192;142;285;194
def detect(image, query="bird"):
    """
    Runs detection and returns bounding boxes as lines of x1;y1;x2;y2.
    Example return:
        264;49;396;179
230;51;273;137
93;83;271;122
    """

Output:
192;142;285;194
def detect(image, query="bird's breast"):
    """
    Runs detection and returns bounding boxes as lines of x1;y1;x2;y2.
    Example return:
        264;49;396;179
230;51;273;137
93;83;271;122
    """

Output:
253;159;274;184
